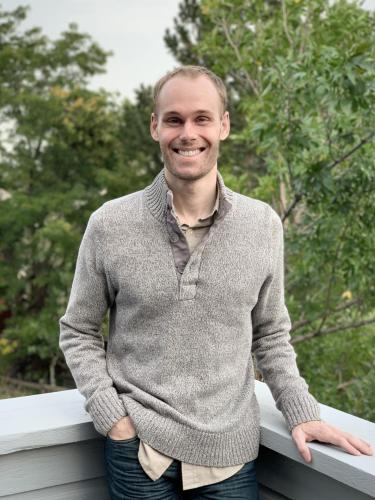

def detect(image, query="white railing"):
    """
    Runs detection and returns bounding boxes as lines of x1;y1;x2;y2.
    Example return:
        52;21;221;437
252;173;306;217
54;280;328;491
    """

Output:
0;381;374;499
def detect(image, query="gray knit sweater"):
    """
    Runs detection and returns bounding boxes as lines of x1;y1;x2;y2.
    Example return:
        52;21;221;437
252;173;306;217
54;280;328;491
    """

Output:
59;167;320;466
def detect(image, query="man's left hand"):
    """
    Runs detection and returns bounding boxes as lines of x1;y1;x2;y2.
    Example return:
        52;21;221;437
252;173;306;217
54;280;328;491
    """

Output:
291;420;373;463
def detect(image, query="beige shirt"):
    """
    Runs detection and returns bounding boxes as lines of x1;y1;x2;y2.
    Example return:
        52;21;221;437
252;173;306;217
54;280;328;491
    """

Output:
136;178;245;490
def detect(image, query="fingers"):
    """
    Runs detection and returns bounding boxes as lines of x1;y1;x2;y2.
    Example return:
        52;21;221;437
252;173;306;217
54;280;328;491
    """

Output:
292;428;312;463
335;436;362;456
307;423;373;457
292;421;373;462
345;434;374;456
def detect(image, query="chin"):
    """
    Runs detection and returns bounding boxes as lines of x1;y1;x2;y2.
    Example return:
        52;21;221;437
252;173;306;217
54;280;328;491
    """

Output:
165;163;215;182
163;155;217;180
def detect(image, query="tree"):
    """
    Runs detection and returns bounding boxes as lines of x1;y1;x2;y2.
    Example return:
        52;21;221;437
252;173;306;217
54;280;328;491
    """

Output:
97;84;164;199
0;4;147;385
165;0;375;420
166;0;375;336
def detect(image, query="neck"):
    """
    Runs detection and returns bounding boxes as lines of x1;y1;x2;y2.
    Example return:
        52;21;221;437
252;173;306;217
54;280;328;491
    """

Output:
164;166;218;225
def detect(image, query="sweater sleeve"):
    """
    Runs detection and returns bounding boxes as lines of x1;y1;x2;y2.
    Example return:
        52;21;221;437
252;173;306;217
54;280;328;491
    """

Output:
251;208;321;432
59;209;128;436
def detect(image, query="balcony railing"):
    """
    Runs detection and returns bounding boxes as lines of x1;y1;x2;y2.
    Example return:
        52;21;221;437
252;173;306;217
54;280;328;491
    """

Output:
0;381;374;499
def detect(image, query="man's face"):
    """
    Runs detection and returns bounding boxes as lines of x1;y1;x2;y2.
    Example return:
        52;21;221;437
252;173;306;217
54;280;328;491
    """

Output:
150;75;230;182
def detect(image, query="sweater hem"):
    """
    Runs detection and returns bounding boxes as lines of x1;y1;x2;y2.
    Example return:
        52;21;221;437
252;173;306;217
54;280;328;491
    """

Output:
121;395;261;467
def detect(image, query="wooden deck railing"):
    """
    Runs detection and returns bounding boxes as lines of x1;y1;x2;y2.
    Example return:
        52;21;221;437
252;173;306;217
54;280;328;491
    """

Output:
0;381;374;499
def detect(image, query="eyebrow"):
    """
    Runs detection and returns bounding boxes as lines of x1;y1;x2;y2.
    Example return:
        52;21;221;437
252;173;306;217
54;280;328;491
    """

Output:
163;110;214;117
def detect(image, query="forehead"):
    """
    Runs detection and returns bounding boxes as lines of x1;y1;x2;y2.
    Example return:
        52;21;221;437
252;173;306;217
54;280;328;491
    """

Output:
157;75;222;115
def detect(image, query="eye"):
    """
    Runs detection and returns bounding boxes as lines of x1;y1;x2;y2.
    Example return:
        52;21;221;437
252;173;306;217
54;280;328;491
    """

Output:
165;117;181;125
196;116;210;123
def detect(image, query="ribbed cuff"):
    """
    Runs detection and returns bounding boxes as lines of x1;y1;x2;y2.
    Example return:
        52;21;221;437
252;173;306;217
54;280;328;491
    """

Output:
85;387;128;436
281;393;321;432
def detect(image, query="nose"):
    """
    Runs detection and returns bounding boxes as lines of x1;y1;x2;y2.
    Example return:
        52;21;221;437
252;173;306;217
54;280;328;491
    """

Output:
179;120;197;141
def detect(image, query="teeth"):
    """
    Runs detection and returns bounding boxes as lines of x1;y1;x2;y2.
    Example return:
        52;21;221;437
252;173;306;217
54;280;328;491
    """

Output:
177;149;201;157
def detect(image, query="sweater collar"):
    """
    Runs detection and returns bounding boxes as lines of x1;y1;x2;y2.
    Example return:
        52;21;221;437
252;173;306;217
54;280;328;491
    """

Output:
144;167;233;224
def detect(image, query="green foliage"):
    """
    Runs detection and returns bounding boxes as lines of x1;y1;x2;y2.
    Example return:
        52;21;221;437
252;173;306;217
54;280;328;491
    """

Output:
166;0;375;420
296;326;375;422
0;4;157;385
96;85;164;198
1;1;374;423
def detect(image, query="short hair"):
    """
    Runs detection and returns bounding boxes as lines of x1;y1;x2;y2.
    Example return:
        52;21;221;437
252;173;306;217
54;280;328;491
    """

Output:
153;65;228;115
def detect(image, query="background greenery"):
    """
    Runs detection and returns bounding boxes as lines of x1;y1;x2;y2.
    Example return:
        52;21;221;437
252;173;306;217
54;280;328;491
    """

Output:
0;0;374;421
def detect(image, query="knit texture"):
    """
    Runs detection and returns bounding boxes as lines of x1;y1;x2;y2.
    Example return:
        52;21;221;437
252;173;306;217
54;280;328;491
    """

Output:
59;168;320;466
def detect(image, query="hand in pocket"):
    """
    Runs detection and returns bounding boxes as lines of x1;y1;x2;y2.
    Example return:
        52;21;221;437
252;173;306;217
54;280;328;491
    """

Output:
107;415;137;440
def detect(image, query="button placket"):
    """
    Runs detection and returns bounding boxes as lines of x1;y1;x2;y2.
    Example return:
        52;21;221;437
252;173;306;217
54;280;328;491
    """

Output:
178;230;211;300
163;178;234;301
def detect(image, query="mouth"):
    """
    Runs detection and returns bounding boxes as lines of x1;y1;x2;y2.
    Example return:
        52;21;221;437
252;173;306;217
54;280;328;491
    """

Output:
171;147;206;157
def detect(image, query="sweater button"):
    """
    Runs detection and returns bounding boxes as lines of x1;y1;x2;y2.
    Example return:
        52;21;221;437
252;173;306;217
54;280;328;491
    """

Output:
170;234;179;243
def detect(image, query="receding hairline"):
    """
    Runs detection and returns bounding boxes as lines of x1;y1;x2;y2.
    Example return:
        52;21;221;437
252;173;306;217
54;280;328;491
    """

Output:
153;65;228;115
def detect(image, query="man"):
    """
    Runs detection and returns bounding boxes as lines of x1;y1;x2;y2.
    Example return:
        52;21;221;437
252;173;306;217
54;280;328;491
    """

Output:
59;65;372;499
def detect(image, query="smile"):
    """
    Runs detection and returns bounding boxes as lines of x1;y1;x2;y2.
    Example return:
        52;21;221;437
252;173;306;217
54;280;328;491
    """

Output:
172;147;206;157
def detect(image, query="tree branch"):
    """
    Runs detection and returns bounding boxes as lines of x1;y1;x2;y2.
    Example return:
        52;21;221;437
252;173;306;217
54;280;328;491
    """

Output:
298;6;312;57
327;129;375;171
281;129;375;221
281;192;303;222
313;219;351;335
337;378;358;391
33;135;43;160
219;17;259;97
281;0;293;47
291;297;363;332
291;316;375;344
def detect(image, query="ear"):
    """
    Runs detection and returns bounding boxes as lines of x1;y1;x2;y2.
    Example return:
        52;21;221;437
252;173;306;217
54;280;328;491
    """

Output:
150;113;159;141
219;111;230;141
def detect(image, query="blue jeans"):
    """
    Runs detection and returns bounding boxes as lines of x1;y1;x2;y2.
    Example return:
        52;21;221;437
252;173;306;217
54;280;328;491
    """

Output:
104;435;259;499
